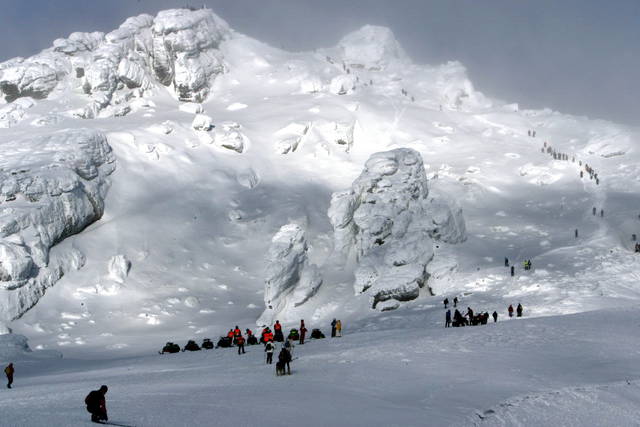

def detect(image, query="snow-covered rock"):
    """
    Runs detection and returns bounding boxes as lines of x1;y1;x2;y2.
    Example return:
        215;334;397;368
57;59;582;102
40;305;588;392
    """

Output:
108;255;131;283
328;148;465;309
0;98;35;128
214;121;246;153
274;122;310;154
152;9;229;102
191;114;213;131
329;74;357;95
258;224;322;324
0;129;115;321
315;120;356;152
337;25;408;69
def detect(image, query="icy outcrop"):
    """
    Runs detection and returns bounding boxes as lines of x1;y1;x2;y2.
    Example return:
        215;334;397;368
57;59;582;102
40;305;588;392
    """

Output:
0;8;231;114
0;129;115;321
437;62;490;111
192;114;213;131
329;74;357;95
214;121;247;153
274;122;310;154
258;224;322;324
152;9;229;102
0;55;67;102
315;120;356;152
108;255;131;283
337;25;408;69
328;148;465;309
0;98;35;128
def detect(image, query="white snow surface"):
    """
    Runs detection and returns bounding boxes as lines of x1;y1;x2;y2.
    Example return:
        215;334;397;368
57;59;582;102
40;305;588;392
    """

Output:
0;7;639;426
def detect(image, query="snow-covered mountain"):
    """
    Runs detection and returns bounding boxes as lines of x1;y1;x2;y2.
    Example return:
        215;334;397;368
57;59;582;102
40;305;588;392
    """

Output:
1;6;639;349
1;7;640;426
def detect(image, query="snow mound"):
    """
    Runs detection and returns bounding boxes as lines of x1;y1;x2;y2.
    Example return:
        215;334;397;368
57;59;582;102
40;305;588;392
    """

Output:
258;224;322;325
337;25;408;69
328;148;465;309
213;121;247;153
0;129;115;321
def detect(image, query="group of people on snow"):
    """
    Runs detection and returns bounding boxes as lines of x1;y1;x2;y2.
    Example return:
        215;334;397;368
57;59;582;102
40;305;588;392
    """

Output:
444;298;523;327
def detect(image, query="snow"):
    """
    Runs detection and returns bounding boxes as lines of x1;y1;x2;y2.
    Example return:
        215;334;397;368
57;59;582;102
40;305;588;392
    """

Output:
0;6;638;426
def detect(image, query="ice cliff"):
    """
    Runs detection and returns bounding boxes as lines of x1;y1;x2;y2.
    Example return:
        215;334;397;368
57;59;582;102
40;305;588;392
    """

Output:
0;129;115;322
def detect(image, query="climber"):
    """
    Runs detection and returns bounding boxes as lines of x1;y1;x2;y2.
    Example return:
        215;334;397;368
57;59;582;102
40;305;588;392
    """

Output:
510;266;515;277
466;307;474;322
299;320;307;345
236;334;245;355
265;341;275;364
444;297;449;309
85;385;108;423
492;311;498;323
274;320;284;342
331;319;337;337
516;303;523;317
453;296;458;308
508;304;514;318
575;229;579;238
445;309;451;327
278;346;292;375
504;257;509;267
227;329;235;344
336;320;342;337
601;209;604;218
4;363;14;389
593;207;597;216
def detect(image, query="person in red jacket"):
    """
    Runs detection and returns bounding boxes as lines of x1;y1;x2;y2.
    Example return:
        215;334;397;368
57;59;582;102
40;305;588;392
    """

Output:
236;335;245;355
299;320;307;345
85;385;108;423
274;320;284;342
508;305;514;318
234;326;242;338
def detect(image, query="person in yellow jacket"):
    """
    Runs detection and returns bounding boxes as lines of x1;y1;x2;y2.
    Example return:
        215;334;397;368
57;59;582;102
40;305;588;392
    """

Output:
5;363;14;389
336;320;342;337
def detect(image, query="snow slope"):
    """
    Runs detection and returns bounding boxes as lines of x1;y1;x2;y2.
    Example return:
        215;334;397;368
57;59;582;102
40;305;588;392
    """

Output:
0;7;639;426
2;308;640;426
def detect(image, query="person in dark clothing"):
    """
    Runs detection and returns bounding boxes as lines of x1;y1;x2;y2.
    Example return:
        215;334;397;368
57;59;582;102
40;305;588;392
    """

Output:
85;385;108;423
601;209;604;218
453;297;458;308
492;311;498;322
443;298;449;309
299;320;307;345
466;307;474;322
504;257;509;267
278;347;292;374
265;341;275;364
516;303;523;317
445;309;451;328
4;363;14;389
331;319;337;338
510;266;515;277
236;335;245;354
593;207;597;216
508;305;514;318
274;320;284;342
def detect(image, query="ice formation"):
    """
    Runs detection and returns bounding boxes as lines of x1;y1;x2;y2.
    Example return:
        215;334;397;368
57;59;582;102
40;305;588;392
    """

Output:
328;148;465;309
0;8;230;115
258;224;322;324
0;129;115;321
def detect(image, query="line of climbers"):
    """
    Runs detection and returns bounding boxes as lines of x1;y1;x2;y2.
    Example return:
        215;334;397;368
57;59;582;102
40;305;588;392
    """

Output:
444;300;523;328
541;141;600;185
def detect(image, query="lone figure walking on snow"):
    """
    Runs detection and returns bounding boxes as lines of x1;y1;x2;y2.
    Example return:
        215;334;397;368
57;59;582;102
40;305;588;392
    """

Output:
4;363;14;389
